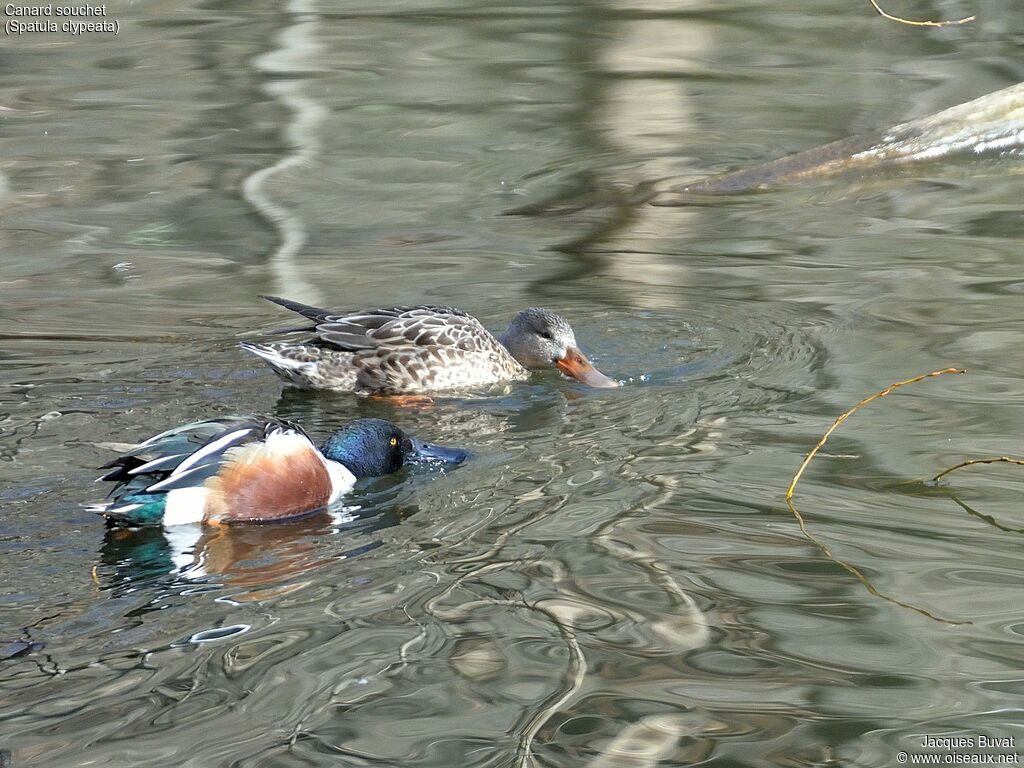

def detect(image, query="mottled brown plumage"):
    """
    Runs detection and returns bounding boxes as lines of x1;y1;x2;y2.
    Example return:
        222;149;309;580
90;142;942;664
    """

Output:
241;297;617;394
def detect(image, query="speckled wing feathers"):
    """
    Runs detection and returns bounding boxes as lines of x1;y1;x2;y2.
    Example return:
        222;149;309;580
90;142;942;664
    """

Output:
346;308;525;393
250;300;529;393
315;306;474;351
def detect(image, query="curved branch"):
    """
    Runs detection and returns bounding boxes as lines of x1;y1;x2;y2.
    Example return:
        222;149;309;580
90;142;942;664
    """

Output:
867;0;974;27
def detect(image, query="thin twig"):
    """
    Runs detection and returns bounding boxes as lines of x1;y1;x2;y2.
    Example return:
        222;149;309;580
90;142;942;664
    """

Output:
786;367;970;625
867;0;975;27
931;457;1024;535
785;498;969;624
787;367;965;500
932;455;1024;484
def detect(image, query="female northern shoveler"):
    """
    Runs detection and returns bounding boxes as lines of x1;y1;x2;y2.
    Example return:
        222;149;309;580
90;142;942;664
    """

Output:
88;416;468;527
239;295;619;394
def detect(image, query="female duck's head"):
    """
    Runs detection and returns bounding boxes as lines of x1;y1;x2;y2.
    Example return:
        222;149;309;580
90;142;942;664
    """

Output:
499;308;618;388
320;418;469;478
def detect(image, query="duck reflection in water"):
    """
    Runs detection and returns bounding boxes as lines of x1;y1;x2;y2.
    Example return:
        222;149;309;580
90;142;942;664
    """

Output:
95;500;415;598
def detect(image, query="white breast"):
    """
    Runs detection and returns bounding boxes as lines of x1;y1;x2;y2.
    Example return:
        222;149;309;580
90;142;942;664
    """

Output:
322;458;356;503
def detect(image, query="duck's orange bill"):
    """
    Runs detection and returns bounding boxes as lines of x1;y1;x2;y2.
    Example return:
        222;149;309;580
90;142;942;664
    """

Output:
556;347;619;388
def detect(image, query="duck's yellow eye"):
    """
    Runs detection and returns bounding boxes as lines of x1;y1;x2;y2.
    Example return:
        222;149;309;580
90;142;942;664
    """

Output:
390;437;398;447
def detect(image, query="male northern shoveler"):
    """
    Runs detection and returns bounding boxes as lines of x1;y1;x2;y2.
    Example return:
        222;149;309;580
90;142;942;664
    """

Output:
88;416;468;527
239;295;619;394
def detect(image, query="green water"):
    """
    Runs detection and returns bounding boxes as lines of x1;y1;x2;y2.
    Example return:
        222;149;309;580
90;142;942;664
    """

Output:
2;1;1023;766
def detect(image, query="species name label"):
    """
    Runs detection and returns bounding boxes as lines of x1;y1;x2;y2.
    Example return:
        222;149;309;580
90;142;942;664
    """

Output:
4;4;119;36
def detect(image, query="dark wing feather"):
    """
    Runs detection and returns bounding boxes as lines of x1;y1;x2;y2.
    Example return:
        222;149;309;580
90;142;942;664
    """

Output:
142;463;224;492
98;417;254;481
260;295;336;324
97;416;305;493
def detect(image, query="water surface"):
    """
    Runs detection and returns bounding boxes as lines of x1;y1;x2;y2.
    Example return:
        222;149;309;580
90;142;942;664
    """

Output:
2;1;1024;765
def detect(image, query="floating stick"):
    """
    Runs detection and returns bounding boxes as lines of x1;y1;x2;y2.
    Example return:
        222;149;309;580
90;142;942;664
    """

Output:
786;367;970;625
867;0;974;27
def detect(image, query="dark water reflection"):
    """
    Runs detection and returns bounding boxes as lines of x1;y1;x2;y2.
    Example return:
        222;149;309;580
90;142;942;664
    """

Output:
3;0;1024;765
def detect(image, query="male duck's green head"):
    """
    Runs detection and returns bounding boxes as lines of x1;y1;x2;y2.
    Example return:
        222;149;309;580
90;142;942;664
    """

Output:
319;418;469;479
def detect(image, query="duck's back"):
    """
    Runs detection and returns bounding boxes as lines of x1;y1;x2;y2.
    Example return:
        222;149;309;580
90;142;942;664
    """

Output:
336;307;527;393
90;417;349;525
248;298;530;394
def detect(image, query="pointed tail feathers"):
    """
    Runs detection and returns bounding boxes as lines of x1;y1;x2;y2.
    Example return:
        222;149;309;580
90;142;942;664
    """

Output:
260;295;334;323
85;497;166;527
239;342;324;387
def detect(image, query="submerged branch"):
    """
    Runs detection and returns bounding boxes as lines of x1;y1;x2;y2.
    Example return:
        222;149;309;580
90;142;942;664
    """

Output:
661;82;1024;197
785;498;969;624
945;493;1024;535
931;458;1024;535
786;367;970;625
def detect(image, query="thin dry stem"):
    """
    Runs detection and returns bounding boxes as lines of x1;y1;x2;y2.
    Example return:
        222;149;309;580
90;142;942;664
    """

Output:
786;367;970;625
785;498;969;624
787;367;965;500
932;455;1024;484
932;457;1024;535
867;0;975;27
